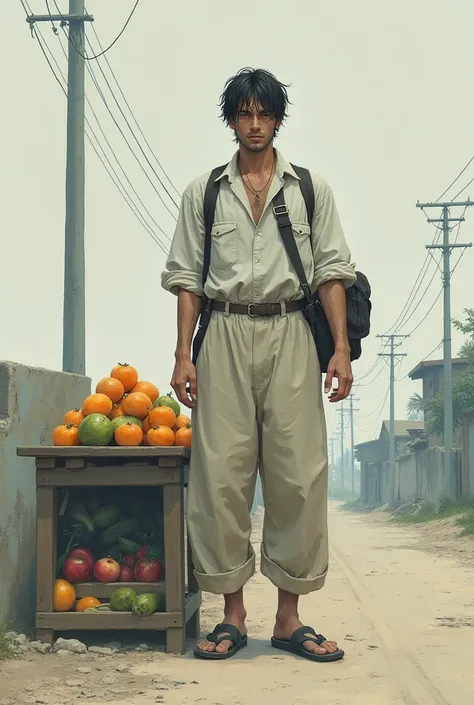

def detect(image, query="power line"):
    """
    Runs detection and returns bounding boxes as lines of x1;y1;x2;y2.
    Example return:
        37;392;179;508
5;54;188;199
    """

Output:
436;154;474;203
87;13;181;201
50;1;181;205
24;6;171;255
48;0;141;60
83;33;180;219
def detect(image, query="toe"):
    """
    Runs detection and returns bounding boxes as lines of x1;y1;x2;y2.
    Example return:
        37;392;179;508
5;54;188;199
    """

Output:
215;639;233;653
302;640;327;655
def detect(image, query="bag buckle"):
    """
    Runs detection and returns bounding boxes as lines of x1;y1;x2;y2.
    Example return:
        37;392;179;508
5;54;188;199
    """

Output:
273;204;289;216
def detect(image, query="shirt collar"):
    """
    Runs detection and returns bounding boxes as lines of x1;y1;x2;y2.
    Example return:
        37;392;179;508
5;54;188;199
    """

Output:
215;148;300;183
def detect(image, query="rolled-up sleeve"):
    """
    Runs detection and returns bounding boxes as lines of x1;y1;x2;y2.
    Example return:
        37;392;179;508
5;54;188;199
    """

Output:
161;187;204;296
311;181;357;290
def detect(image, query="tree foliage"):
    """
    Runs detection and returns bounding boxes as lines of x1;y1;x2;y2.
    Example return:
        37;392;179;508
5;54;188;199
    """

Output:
406;392;424;420
426;308;474;437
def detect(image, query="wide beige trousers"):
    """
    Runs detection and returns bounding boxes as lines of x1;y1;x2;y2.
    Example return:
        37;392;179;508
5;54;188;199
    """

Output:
187;309;329;596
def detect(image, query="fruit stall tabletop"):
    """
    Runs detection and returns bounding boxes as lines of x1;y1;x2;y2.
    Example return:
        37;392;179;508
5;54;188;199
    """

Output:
17;446;191;458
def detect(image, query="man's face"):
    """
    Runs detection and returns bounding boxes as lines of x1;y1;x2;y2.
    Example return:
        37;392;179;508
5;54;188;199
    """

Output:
230;101;279;152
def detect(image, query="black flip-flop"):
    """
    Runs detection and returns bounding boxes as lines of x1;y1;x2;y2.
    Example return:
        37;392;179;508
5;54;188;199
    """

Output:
271;626;344;662
193;623;248;660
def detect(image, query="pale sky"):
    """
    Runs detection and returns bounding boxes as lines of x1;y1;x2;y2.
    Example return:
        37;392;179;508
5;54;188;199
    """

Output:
2;0;473;449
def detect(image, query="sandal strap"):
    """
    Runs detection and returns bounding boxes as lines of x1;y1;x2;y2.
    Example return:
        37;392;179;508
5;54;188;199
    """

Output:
206;623;243;647
289;626;326;650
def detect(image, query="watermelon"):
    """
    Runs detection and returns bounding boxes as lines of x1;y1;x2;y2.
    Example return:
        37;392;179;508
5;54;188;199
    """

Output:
79;413;114;446
153;392;180;416
111;415;143;433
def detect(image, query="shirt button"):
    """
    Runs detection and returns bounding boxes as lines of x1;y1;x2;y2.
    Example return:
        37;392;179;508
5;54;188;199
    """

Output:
255;259;260;264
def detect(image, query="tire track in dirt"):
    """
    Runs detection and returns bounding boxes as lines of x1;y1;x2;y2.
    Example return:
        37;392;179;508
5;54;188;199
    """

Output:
330;542;450;705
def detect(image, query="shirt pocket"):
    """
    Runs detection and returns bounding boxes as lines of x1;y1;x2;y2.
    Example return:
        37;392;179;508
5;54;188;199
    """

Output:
292;222;313;278
210;221;238;270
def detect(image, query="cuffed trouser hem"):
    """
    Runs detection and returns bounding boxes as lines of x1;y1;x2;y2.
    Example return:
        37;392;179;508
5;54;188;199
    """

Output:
192;549;256;595
260;547;327;595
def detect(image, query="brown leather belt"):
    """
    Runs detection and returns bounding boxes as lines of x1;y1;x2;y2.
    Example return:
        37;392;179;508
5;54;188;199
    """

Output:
212;300;304;316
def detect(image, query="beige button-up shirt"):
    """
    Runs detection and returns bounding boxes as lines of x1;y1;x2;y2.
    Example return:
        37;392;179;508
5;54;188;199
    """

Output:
161;149;356;303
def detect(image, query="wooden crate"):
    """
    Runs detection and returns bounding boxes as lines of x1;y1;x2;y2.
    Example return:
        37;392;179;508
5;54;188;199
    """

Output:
16;446;199;654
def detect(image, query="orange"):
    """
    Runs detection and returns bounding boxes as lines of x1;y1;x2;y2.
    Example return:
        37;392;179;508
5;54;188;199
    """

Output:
82;393;113;417
148;406;176;429
148;425;175;447
131;381;160;403
175;414;192;430
122;392;152;419
76;596;101;612
115;422;143;447
64;408;85;427
96;377;125;403
110;363;139;392
54;579;76;612
53;424;80;446
175;424;192;449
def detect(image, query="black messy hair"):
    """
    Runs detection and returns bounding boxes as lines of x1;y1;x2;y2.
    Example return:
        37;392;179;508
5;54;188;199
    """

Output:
219;67;291;139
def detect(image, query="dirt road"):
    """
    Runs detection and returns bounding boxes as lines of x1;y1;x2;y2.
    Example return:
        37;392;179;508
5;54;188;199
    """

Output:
2;503;474;705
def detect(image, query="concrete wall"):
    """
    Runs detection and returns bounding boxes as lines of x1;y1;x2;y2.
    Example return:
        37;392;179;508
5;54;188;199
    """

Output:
0;361;90;631
396;447;462;505
462;412;474;499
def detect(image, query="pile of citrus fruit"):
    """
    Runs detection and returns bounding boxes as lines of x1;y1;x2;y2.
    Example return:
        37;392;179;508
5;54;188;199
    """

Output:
52;363;192;448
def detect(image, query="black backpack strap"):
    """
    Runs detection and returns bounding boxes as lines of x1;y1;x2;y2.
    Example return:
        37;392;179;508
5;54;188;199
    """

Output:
202;164;228;286
272;190;313;306
291;164;315;227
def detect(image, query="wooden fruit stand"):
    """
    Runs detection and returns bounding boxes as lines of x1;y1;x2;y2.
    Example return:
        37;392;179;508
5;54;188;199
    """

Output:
16;445;199;654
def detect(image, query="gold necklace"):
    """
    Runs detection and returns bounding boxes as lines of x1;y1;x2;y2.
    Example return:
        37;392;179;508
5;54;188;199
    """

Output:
241;160;275;206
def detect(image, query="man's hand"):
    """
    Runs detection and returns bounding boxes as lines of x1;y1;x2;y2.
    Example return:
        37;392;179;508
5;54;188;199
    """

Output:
171;354;197;409
324;348;353;403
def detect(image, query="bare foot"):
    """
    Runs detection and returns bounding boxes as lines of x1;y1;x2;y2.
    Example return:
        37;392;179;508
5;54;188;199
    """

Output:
274;615;339;656
196;612;247;655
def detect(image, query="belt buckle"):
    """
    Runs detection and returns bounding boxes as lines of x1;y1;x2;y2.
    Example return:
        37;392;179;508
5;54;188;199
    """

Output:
247;303;259;318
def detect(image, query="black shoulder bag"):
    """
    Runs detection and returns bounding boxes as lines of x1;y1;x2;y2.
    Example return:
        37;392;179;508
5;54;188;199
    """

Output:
273;165;372;373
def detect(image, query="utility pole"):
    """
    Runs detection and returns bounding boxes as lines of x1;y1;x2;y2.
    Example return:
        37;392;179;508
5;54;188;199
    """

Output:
377;334;408;505
26;4;94;374
416;200;473;487
348;394;359;496
339;403;345;490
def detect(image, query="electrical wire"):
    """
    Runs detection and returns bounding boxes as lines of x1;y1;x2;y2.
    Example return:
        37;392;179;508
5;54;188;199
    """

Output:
25;3;171;255
452;177;474;202
87;12;181;201
49;0;141;60
50;1;180;218
436;154;474;203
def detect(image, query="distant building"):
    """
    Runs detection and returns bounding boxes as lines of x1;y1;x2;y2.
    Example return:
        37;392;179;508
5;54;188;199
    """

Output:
408;358;467;446
355;420;425;504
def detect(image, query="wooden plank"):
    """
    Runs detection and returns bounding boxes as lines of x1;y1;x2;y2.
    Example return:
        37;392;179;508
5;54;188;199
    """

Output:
186;538;200;639
163;480;186;653
36;628;54;646
158;457;178;467
184;591;202;624
37;467;180;487
65;458;86;469
18;446;190;459
36;611;182;630
36;487;57;613
75;581;165;599
36;458;56;469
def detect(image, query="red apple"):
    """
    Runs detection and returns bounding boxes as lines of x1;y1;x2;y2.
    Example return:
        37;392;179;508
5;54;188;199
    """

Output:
68;547;95;568
119;566;135;582
63;556;92;583
122;554;135;568
93;557;121;583
134;558;163;583
134;545;150;562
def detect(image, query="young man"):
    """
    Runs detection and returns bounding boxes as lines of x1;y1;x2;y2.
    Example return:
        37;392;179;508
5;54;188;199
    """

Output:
161;67;356;661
